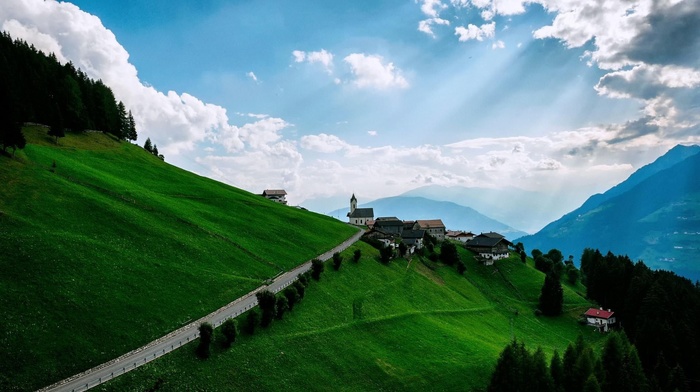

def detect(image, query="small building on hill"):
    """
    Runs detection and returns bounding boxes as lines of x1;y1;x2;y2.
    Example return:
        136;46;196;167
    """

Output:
347;194;374;226
466;232;512;262
374;217;405;235
446;230;475;243
414;219;446;241
262;189;287;205
402;229;425;250
584;308;616;332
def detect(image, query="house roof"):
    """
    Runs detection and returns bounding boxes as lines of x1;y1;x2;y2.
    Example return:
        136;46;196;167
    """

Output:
447;231;474;238
374;217;404;227
416;219;445;229
348;208;374;218
402;229;425;239
585;308;615;319
263;189;287;196
479;232;504;239
467;236;511;248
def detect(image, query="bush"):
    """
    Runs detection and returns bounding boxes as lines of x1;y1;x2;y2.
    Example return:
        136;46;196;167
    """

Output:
311;259;324;280
196;322;214;359
380;246;393;264
276;296;289;320
283;286;300;311
353;249;361;262
297;272;310;287
256;290;277;328
245;310;259;335
428;252;439;262
221;319;238;348
440;242;460;266
332;252;342;271
293;280;306;299
457;261;466;275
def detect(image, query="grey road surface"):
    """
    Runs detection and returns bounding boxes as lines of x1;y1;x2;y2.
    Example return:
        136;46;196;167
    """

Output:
39;227;363;392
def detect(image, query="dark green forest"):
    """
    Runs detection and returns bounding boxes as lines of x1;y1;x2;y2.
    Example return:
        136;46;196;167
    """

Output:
0;32;136;153
489;249;700;392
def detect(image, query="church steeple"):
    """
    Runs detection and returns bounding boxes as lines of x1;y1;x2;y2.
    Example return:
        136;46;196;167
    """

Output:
350;193;357;214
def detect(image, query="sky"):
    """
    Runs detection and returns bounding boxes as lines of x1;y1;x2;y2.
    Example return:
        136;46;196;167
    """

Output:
2;0;699;231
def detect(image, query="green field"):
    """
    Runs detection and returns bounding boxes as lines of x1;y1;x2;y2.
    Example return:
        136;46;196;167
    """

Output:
0;127;357;391
98;242;601;392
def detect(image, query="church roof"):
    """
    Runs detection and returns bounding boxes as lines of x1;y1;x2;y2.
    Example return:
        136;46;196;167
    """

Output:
348;208;374;218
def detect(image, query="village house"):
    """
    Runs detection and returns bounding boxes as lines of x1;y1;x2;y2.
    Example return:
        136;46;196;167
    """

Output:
347;194;374;226
446;230;475;243
413;219;446;241
262;189;288;205
401;229;425;250
374;217;405;235
466;232;512;263
584;308;616;332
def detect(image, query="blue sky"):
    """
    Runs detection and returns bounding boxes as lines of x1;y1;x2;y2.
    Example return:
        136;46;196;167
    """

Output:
2;0;699;232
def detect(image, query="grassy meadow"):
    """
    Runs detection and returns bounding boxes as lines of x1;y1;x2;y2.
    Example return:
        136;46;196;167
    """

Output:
97;242;601;392
0;126;357;391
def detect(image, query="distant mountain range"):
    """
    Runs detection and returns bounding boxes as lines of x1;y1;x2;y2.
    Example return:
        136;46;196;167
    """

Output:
328;196;528;239
518;144;700;281
400;185;573;233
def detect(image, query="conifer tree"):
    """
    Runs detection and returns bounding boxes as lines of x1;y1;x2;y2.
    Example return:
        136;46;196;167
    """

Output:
144;137;153;152
538;272;563;316
550;349;565;392
126;111;137;141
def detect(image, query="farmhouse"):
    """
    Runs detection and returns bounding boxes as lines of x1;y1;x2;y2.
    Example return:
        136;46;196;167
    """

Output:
347;194;374;226
584;308;616;332
401;229;426;250
446;230;475;243
262;189;287;205
466;232;512;262
414;219;446;241
374;217;404;235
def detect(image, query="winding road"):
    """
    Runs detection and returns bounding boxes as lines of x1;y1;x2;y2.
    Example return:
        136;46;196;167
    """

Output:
39;227;364;392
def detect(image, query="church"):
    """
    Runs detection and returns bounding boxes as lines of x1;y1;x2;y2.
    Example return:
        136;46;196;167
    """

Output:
347;194;374;226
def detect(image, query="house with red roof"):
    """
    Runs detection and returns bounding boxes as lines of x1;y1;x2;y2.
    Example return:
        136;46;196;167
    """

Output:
584;307;616;332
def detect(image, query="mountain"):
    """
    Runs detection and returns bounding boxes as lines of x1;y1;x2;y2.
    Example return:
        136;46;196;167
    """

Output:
400;185;575;233
519;144;700;280
329;195;528;239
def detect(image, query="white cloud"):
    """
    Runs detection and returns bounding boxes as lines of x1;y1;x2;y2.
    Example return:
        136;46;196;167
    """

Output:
300;133;351;153
418;17;450;37
492;40;505;49
246;71;258;82
455;22;496;42
368;130;378;136
343;53;409;90
418;0;447;18
291;49;334;74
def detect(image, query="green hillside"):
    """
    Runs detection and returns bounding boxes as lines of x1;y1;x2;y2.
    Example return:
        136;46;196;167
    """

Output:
98;243;600;392
0;126;357;391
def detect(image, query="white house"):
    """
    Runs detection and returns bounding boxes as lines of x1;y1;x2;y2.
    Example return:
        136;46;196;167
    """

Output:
584;308;616;332
446;230;475;243
262;189;287;205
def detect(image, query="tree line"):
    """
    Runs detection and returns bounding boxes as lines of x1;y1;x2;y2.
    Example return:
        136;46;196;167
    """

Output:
579;248;700;389
0;32;137;153
487;332;686;392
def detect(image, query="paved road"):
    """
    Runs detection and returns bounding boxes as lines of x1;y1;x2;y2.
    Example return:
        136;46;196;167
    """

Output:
40;227;364;392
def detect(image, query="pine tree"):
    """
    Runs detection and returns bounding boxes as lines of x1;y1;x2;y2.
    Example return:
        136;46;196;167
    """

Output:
126;111;137;141
550;349;565;392
116;101;127;140
144;137;153;152
538;272;563;316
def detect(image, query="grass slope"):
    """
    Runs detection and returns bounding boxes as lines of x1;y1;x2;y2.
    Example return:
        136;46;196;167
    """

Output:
98;243;601;392
0;126;357;391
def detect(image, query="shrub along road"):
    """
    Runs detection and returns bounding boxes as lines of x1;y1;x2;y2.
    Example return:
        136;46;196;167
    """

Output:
39;227;364;392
